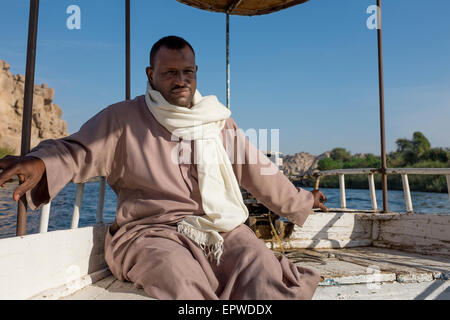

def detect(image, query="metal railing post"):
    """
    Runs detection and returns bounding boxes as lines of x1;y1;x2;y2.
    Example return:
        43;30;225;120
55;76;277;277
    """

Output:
225;13;230;109
39;202;51;233
314;176;321;190
446;175;450;200
96;177;106;224
377;0;389;213
368;173;378;211
401;174;413;213
70;183;85;228
125;0;130;100
339;174;346;209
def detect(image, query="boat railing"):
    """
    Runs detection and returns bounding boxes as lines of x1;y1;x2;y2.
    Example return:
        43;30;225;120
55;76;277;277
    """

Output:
37;167;450;234
38;177;107;233
292;167;450;213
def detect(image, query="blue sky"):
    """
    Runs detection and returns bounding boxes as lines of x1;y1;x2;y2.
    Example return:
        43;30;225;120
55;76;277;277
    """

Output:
1;0;449;155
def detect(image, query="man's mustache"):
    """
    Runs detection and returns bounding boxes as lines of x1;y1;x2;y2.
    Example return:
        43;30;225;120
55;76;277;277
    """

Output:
172;86;190;91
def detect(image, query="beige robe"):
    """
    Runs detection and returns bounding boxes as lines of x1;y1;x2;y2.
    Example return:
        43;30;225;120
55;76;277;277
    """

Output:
25;95;320;300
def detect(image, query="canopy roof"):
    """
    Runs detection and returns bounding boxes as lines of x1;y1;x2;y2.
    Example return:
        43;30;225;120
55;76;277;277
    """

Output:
176;0;310;16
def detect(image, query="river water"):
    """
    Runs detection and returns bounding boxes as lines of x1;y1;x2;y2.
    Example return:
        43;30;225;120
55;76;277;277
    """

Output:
0;181;449;239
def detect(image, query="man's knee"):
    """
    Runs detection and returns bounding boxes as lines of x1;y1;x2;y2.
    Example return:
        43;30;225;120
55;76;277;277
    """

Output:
124;243;217;299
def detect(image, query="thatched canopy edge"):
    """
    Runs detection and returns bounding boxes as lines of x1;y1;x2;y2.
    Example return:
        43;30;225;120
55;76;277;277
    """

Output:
176;0;310;16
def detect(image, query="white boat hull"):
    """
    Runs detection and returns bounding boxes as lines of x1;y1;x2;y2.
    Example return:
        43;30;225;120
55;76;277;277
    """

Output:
1;211;449;300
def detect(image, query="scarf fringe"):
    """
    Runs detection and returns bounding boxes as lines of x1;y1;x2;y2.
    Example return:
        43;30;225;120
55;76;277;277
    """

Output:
177;222;223;266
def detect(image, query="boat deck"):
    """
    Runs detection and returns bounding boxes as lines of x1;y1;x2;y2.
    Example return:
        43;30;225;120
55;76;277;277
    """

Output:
60;246;450;300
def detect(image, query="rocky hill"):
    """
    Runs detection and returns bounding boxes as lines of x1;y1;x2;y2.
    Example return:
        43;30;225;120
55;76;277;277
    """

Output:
282;151;331;177
0;59;68;155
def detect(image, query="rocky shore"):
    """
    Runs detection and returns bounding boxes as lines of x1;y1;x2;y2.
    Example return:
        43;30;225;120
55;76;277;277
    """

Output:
282;151;331;177
0;59;68;155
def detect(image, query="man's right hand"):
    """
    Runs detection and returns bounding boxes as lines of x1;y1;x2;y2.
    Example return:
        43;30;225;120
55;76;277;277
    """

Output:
311;189;329;212
0;155;46;202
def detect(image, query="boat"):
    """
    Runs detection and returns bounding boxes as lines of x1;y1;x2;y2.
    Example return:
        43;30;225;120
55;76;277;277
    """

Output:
0;0;449;300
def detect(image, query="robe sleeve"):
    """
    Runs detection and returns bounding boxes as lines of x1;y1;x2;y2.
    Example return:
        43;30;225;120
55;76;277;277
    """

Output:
24;105;122;211
223;117;314;227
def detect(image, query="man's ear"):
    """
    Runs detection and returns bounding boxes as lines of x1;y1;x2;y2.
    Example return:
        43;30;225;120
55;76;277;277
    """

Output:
146;66;153;81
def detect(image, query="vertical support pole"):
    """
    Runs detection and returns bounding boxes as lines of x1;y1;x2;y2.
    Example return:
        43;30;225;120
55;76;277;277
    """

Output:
39;202;51;233
96;177;106;224
314;176;321;191
125;0;131;100
16;0;40;236
226;13;230;109
446;175;450;200
70;183;85;229
339;174;346;209
401;174;413;213
368;173;378;211
377;0;389;213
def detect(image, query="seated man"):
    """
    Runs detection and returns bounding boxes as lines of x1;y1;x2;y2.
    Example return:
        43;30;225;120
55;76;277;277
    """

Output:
0;35;328;300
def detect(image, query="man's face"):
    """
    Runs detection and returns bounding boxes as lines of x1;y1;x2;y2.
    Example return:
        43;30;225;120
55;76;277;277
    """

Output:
146;46;198;108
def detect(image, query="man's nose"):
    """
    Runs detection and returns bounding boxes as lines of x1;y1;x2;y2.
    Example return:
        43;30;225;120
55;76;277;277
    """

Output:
174;71;187;85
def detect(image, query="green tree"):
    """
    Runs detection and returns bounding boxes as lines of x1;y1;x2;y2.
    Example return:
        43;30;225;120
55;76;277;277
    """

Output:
426;147;448;163
394;131;431;165
395;138;413;152
318;157;343;170
412;131;431;160
330;148;352;162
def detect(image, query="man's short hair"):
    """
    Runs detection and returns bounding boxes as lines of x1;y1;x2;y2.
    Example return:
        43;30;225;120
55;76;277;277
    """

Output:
150;35;195;68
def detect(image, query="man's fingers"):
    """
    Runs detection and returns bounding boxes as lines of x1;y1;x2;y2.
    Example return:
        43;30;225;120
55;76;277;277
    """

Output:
318;203;329;212
0;178;15;188
0;165;20;186
316;190;327;203
13;179;35;202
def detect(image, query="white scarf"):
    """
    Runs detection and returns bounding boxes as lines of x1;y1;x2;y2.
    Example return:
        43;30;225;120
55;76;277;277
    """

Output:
144;81;249;265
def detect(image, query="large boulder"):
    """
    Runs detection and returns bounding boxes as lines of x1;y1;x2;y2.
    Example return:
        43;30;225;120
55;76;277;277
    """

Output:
282;151;331;177
0;59;68;155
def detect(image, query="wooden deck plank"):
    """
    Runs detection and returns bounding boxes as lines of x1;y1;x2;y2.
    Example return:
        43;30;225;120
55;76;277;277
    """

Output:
325;247;450;282
93;279;155;300
278;246;450;286
61;275;117;300
313;280;450;300
300;260;396;286
62;275;155;300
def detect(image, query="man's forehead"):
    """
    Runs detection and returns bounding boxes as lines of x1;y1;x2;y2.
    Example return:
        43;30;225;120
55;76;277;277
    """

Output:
155;47;195;68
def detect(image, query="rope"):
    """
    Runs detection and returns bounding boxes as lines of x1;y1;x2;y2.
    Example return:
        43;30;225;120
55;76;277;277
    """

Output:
266;212;326;265
268;212;285;254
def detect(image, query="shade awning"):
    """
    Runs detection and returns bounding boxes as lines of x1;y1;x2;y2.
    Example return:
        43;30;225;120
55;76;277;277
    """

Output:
176;0;310;16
